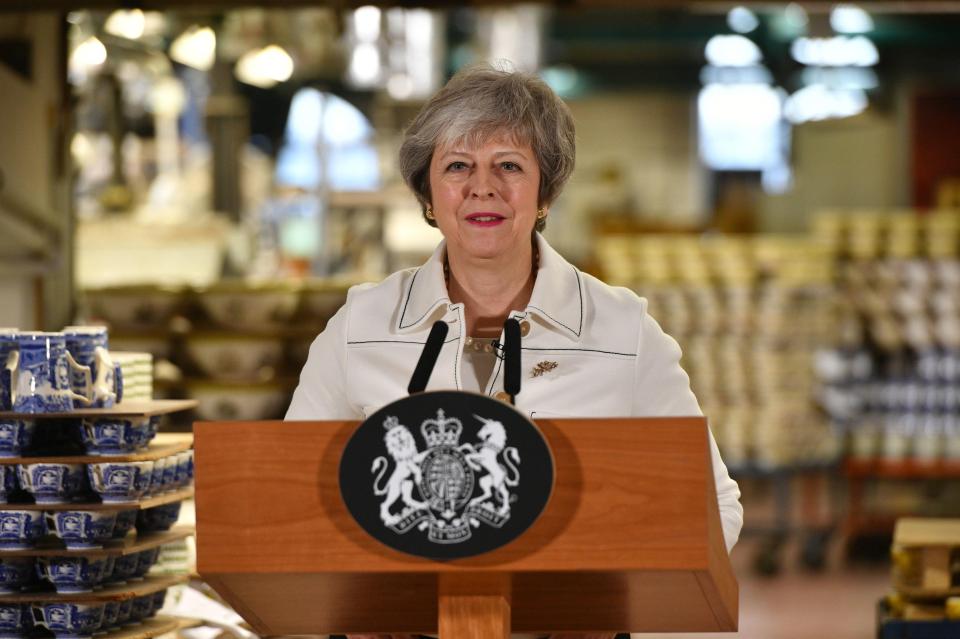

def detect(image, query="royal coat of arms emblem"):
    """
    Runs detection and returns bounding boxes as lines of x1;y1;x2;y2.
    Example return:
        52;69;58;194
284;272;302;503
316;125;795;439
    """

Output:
371;409;521;543
340;390;553;560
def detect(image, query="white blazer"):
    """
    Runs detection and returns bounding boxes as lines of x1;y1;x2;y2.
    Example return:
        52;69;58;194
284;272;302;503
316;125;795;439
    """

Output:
286;234;743;551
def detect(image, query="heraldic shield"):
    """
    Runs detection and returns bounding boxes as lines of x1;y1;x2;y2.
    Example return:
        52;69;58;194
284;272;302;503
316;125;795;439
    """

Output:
339;390;555;560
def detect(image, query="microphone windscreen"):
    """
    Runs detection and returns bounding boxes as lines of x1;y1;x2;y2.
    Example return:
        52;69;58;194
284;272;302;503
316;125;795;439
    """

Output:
407;320;449;395
504;318;521;398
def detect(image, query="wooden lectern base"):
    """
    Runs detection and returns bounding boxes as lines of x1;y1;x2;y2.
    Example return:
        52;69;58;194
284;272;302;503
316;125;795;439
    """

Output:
439;595;510;639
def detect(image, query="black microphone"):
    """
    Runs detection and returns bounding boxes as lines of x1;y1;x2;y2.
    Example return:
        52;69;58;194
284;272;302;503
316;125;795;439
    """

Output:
407;320;449;394
503;318;522;405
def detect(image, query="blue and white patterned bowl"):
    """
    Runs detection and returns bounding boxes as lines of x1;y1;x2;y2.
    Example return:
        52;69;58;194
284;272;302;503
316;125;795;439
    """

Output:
129;594;153;623
147;459;165;496
161;456;177;491
17;463;85;504
112;509;137;539
135;502;181;534
44;511;117;550
86;462;153;503
31;602;104;639
0;510;45;550
151;589;167;615
0;466;19;504
77;418;155;456
174;451;193;488
131;547;160;580
0;420;35;458
0;558;35;594
114;600;133;627
109;554;138;584
0;603;34;639
36;555;108;594
99;602;120;631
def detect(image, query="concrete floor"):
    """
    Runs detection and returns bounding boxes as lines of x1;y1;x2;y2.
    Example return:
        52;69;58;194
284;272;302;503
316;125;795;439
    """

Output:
630;535;889;639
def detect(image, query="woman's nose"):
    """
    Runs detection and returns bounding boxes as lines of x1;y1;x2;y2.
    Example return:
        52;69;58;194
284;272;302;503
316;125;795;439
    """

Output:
467;167;497;199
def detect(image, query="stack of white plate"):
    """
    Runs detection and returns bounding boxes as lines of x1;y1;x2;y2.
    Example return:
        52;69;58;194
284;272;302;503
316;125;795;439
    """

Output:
111;351;154;402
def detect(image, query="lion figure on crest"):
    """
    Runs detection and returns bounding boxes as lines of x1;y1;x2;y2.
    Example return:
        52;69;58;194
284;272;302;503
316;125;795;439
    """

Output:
371;417;429;525
464;415;521;515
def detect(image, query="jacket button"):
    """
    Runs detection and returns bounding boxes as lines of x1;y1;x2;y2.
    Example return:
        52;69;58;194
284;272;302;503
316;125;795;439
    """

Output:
494;391;511;402
519;320;531;336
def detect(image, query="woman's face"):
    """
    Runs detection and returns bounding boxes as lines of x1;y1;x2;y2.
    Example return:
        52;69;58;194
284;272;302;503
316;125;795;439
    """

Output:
428;135;541;262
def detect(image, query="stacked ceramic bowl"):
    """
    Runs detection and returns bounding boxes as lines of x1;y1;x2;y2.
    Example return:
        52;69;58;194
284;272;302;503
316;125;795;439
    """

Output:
0;549;165;594
0;587;169;639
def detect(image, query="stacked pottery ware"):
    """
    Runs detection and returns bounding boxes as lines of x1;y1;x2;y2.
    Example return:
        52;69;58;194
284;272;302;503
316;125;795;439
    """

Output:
0;326;193;639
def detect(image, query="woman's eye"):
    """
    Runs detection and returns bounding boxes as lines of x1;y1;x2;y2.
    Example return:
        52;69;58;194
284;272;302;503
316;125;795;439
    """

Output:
447;161;468;171
501;162;521;171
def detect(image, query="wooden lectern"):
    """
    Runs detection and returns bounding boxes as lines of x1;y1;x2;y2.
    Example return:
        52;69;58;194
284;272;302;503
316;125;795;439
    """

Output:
194;417;737;637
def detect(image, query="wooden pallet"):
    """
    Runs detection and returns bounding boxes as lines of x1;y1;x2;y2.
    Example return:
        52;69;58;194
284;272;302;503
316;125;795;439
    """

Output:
892;519;960;598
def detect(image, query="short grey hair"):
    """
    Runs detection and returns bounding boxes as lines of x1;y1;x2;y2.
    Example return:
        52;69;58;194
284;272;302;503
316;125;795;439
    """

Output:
398;62;576;232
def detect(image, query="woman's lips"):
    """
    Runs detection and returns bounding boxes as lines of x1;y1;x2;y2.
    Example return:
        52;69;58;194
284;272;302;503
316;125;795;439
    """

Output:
465;213;505;227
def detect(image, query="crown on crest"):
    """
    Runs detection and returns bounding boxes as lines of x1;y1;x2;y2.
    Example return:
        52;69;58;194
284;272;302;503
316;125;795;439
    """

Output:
382;415;401;431
420;409;462;447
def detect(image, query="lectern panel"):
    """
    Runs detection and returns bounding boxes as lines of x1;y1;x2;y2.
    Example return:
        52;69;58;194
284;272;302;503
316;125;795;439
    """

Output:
195;417;737;634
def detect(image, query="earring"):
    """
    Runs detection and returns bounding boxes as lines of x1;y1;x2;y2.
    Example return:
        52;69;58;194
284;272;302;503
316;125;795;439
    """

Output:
536;208;547;220
425;207;435;220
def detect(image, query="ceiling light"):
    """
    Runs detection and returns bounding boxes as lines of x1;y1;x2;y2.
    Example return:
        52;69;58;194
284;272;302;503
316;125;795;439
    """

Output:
235;45;294;89
170;26;216;72
831;4;874;34
727;7;760;34
705;35;763;67
801;67;878;90
784;85;868;123
69;36;106;74
105;9;145;40
791;36;879;67
353;6;381;42
348;42;381;87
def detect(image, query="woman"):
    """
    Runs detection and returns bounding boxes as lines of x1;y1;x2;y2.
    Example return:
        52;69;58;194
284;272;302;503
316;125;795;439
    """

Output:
287;63;743;639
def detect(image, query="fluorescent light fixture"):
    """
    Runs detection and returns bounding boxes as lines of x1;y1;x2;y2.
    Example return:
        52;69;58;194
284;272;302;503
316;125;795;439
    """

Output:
700;64;772;85
801;66;878;90
784;84;868;123
791;36;879;67
170;26;216;72
698;83;784;169
235;45;294;89
705;35;763;67
831;4;874;34
69;36;107;76
403;9;437;98
348;42;381;87
727;7;760;34
353;6;381;42
105;9;145;40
